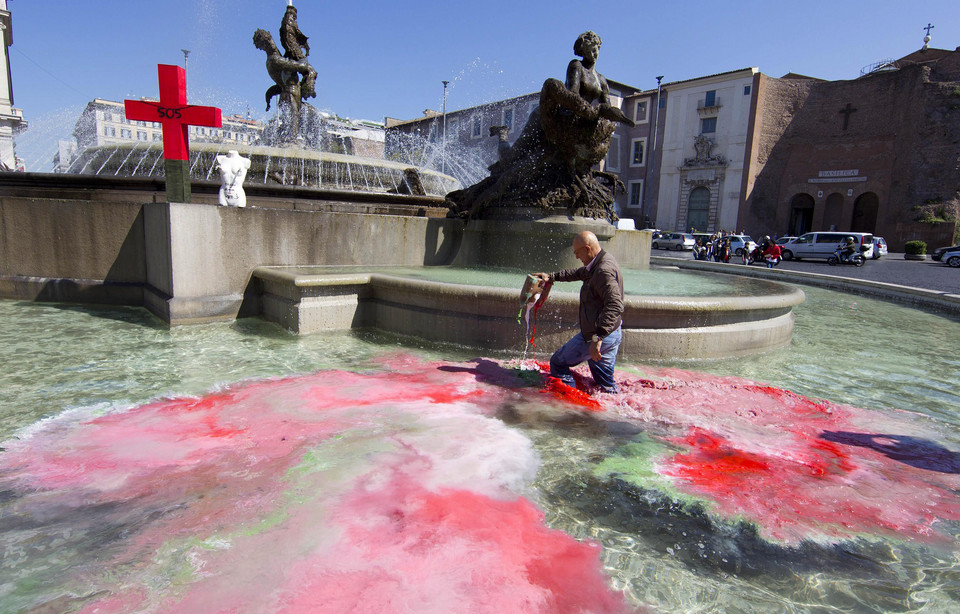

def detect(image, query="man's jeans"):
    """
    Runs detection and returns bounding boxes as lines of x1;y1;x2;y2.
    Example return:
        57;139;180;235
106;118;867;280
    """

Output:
549;327;622;392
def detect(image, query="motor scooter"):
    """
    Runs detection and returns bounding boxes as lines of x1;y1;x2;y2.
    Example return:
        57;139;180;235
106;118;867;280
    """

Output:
827;246;865;267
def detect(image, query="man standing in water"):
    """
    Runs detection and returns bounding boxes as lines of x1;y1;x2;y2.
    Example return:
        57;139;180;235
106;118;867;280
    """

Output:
535;231;624;393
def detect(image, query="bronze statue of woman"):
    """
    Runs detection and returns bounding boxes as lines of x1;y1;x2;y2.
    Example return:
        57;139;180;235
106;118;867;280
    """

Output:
538;31;634;174
542;31;635;126
447;31;633;220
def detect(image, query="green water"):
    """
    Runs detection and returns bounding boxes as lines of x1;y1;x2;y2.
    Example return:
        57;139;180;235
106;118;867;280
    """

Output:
3;281;956;441
276;265;782;297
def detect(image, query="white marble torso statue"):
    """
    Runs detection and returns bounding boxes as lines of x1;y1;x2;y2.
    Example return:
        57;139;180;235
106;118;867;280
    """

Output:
216;150;252;207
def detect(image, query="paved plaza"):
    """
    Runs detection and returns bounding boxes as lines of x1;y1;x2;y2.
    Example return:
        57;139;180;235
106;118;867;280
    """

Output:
665;251;958;294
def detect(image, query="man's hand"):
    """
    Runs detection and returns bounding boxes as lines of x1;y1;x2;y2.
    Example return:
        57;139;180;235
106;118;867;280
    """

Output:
589;337;602;362
533;272;551;284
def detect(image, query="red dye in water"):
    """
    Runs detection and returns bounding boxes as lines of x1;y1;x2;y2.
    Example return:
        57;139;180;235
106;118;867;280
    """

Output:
542;377;603;411
602;366;960;544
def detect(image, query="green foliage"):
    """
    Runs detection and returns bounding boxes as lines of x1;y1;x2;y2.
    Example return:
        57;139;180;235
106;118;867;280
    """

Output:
913;194;960;225
904;240;927;255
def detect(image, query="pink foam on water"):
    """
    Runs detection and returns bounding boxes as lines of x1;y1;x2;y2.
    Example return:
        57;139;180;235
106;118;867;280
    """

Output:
3;356;632;612
5;366;490;498
269;477;630;614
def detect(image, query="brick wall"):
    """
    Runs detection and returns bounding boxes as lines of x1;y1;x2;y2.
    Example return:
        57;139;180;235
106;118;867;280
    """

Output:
741;54;960;250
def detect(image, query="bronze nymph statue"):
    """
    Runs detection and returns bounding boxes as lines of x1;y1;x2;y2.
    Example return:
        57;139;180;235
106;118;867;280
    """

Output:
447;31;635;221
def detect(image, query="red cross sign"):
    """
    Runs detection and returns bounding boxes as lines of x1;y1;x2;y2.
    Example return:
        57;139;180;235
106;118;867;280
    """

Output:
124;64;222;161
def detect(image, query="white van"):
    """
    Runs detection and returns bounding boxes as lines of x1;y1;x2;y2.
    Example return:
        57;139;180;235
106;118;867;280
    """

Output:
781;232;874;261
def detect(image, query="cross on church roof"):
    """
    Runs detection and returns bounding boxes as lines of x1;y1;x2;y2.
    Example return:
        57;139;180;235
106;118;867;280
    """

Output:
923;23;935;36
839;102;857;130
124;64;222;161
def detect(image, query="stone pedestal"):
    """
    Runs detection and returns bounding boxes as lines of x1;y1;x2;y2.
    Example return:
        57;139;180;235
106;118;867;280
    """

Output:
143;201;243;325
164;159;192;204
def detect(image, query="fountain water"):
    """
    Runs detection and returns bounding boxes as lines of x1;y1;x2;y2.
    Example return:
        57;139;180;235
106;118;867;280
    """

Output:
0;285;957;612
61;140;461;197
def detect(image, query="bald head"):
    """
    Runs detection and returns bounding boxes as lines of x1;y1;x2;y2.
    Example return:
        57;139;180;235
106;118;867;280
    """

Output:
572;231;602;265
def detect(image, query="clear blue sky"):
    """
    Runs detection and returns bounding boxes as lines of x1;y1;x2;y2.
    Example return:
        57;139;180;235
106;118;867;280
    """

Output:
9;0;960;169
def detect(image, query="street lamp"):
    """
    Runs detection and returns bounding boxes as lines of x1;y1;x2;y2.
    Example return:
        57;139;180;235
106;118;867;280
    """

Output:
441;80;450;175
181;49;191;88
643;75;664;228
651;75;663;153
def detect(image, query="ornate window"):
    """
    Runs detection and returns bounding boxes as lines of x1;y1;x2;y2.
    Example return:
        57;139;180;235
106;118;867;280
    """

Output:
606;134;620;172
502;107;514;133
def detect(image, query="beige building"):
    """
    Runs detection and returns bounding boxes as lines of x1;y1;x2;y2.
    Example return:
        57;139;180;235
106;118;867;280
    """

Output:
72;99;263;150
654;68;757;233
0;0;26;170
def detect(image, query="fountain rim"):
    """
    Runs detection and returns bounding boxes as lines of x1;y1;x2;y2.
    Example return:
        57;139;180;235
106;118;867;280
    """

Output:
254;265;807;312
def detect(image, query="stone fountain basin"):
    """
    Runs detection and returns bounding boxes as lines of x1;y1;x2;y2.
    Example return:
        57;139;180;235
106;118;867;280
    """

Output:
253;266;805;360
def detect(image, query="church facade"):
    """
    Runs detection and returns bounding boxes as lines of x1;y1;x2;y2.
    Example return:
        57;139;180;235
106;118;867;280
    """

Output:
740;46;960;251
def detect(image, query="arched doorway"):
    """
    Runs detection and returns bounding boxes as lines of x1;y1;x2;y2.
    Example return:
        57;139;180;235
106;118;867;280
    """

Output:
823;193;843;230
687;186;710;231
788;193;815;236
851;192;879;233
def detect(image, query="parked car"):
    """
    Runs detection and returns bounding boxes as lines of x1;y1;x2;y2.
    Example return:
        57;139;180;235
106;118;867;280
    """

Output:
942;250;960;268
775;236;796;245
780;231;874;261
932;243;960;262
653;232;696;251
727;235;757;256
871;236;888;259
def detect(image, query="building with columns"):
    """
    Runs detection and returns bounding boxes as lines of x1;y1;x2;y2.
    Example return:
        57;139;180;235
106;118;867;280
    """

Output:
0;0;26;170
